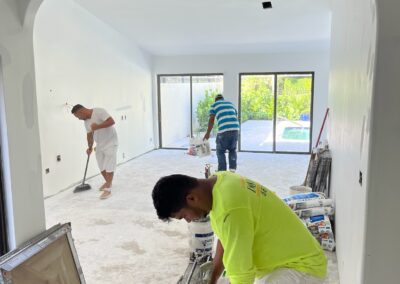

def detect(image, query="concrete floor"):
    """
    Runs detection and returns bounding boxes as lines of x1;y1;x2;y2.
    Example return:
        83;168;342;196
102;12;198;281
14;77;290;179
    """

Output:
45;149;339;284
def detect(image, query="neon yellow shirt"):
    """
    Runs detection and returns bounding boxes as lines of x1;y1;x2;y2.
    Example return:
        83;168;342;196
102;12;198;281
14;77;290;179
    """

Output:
209;172;327;284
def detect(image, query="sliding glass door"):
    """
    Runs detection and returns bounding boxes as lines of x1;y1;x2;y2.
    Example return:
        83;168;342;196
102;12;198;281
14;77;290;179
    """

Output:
239;72;313;153
276;74;313;152
239;75;275;152
159;76;191;148
158;74;223;149
0;147;8;256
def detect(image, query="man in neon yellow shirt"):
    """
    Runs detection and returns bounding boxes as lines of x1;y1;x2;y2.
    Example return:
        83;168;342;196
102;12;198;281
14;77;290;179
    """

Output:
152;172;327;284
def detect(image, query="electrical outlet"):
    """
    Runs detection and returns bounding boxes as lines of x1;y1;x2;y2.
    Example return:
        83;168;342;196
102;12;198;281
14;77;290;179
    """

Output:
57;155;61;162
45;168;50;174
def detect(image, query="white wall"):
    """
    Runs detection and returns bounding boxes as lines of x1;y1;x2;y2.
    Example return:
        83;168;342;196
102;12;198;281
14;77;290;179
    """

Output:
153;52;330;148
34;0;154;197
363;1;400;283
0;0;46;248
328;0;377;283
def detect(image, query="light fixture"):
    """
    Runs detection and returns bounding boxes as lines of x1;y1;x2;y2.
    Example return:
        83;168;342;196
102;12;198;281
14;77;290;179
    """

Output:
262;1;272;9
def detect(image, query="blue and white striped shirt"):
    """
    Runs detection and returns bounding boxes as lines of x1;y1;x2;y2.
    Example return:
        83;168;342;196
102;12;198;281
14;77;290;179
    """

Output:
209;99;239;133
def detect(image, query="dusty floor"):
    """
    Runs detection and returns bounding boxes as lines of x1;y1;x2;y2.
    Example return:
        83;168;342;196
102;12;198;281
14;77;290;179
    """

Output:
45;149;339;283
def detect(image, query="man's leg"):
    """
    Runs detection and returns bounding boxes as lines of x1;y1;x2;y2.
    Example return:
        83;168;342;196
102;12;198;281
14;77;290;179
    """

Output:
256;268;325;284
104;172;114;188
216;134;227;171
96;150;108;190
99;146;117;199
227;131;238;171
99;170;108;190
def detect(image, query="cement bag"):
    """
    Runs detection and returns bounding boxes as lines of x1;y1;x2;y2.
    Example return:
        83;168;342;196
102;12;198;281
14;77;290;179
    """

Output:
295;206;334;218
283;192;326;204
188;138;211;157
305;215;335;251
287;199;334;210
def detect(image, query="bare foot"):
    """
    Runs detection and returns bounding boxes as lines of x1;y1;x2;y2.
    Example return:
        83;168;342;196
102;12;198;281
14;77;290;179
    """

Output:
99;183;108;191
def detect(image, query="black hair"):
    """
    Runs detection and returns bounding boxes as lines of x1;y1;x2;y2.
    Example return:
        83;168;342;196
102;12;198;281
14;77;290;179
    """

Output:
71;104;84;114
152;174;198;221
215;94;224;102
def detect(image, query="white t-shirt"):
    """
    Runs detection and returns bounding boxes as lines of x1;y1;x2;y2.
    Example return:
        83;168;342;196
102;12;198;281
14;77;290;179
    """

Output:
84;108;118;151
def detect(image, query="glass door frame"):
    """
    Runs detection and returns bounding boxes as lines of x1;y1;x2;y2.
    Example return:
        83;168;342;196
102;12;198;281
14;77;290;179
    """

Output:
0;147;8;256
157;73;224;149
238;72;314;154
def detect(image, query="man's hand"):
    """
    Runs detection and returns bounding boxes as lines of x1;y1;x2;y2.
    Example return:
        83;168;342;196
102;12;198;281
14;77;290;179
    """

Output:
86;148;93;156
203;132;210;141
91;123;99;131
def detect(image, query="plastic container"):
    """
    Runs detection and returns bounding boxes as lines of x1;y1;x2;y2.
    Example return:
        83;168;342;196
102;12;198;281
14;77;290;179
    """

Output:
289;185;312;195
188;216;214;258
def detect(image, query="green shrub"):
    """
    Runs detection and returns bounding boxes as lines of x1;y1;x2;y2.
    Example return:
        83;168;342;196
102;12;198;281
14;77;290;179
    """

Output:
195;89;219;133
241;76;311;122
194;76;311;133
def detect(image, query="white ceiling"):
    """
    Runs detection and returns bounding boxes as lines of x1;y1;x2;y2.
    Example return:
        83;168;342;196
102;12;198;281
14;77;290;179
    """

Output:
73;0;332;56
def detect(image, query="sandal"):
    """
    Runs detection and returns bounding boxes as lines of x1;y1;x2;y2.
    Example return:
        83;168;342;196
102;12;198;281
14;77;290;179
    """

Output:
99;188;112;199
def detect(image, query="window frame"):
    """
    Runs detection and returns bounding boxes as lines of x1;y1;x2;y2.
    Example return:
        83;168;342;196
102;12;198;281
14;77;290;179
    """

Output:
238;71;315;154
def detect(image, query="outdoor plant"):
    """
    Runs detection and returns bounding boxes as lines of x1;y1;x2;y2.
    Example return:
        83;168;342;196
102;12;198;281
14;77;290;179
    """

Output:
196;89;219;134
241;76;311;122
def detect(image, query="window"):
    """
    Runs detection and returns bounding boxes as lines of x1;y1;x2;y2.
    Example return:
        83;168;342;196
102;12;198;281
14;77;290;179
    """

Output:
239;72;313;153
158;74;223;149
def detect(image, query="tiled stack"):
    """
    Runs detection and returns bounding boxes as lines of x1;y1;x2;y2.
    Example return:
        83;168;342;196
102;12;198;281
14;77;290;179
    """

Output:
283;192;335;251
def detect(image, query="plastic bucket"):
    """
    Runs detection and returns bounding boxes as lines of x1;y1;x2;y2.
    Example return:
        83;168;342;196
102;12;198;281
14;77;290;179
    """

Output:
289;185;312;195
188;217;214;257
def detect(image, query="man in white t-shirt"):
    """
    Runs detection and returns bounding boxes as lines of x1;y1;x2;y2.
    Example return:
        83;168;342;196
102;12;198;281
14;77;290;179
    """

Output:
72;104;118;199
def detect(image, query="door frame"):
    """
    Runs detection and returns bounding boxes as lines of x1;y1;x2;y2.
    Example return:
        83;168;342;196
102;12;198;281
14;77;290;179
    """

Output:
157;73;224;149
0;58;8;256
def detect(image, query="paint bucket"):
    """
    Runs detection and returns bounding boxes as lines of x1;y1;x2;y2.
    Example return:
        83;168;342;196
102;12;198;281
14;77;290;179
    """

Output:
289;185;312;195
188;216;214;258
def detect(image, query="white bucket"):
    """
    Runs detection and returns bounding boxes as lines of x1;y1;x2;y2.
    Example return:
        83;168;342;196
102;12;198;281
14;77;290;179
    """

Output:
289;185;312;195
188;217;214;257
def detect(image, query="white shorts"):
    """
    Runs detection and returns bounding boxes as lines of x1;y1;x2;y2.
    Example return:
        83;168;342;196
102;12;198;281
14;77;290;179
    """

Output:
255;268;324;284
95;146;117;173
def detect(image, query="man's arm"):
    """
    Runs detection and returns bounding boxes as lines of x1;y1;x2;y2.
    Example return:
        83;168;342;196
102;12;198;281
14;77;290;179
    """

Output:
91;117;115;131
209;239;224;284
203;115;215;140
86;132;94;155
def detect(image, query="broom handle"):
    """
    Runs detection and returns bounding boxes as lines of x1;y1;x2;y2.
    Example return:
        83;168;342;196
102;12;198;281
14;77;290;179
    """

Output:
82;154;90;184
315;108;330;148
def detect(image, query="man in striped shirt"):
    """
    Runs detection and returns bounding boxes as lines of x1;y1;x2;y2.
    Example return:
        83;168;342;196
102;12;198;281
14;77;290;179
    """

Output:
203;94;240;171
